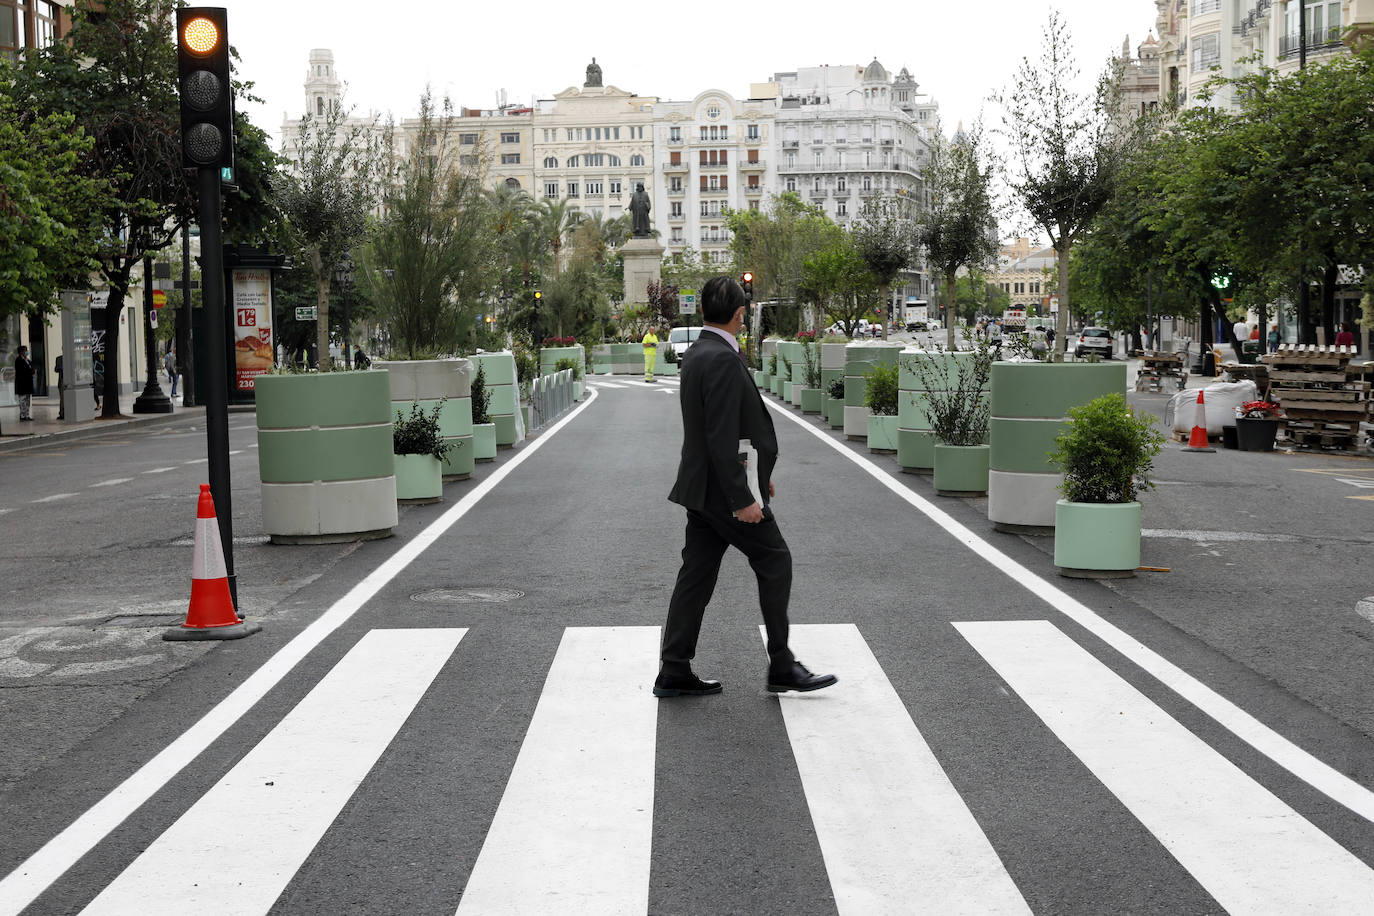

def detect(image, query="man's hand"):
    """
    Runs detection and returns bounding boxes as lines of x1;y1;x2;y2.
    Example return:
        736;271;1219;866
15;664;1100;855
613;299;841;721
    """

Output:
733;501;764;524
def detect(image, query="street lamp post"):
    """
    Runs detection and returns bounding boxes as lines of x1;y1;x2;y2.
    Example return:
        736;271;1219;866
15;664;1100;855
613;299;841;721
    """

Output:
335;253;354;369
132;255;174;414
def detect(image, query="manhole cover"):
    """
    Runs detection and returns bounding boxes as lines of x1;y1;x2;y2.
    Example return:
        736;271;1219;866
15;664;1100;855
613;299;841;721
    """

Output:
410;587;525;604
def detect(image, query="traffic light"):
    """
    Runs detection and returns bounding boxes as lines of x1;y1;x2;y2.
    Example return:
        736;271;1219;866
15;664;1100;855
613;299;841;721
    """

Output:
176;8;234;171
741;271;754;301
533;290;542;303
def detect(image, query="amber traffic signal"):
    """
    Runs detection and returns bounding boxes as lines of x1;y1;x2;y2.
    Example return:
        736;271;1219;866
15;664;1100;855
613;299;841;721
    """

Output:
176;8;234;170
740;271;754;301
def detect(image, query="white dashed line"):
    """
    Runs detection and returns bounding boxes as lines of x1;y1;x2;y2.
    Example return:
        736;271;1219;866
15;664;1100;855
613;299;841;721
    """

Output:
89;478;134;488
144;467;177;474
183;458;208;465
32;493;77;503
228;450;243;456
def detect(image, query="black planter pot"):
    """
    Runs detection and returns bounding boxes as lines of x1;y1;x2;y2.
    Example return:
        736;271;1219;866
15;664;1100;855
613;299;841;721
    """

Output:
1236;417;1279;451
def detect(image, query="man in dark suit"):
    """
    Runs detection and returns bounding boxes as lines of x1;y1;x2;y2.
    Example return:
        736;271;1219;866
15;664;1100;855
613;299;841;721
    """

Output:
655;276;837;697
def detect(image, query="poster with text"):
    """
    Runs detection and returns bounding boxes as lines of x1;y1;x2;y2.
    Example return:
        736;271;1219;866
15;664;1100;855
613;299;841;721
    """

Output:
232;269;273;390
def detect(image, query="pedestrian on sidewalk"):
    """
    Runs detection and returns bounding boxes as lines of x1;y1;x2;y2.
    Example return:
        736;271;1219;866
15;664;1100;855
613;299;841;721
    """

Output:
14;345;34;421
163;348;178;398
655;275;837;698
54;354;64;419
353;344;370;369
1267;324;1280;354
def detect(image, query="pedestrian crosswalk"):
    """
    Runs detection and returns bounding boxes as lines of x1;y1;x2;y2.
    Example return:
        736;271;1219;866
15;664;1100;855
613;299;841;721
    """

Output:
11;623;1373;914
588;376;681;391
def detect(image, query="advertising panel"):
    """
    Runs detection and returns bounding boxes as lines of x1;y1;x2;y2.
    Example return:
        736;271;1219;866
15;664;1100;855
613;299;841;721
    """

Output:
231;268;273;391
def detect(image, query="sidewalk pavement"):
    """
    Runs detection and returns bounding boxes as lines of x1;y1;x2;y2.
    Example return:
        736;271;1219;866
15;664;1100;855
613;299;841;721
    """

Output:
0;392;207;454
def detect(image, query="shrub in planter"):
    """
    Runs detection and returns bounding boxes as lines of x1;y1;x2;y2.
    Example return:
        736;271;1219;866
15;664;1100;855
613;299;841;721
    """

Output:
906;337;993;495
470;363;497;461
864;362;900;452
1048;393;1165;577
394;401;455;504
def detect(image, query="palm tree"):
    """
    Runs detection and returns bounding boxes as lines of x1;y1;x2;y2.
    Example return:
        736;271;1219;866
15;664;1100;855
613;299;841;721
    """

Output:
538;197;584;276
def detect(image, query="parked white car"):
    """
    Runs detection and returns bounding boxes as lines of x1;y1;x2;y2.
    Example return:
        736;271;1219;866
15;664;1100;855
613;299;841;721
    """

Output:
1074;326;1114;359
669;326;703;357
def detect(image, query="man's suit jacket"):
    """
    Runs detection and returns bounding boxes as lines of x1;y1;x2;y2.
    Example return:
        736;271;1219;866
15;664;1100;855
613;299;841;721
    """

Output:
668;330;778;515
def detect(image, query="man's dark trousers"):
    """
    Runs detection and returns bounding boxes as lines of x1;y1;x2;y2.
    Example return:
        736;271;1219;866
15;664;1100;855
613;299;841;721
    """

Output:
661;507;794;676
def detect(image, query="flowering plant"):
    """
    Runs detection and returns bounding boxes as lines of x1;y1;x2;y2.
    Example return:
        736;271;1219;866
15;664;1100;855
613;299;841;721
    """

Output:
795;330;816;342
542;336;577;346
1240;400;1281;419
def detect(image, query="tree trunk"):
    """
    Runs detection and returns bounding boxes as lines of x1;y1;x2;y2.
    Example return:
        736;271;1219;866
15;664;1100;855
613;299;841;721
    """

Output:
1321;261;1338;344
1054;236;1071;362
944;269;958;350
879;284;889;341
101;267;131;417
310;244;331;372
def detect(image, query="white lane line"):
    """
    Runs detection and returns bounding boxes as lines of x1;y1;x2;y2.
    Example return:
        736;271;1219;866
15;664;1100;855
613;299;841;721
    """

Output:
767;625;1028;916
593;381;627;389
457;626;659;916
0;389;601;916
82;628;466;916
89;478;133;488
143;467;177;475
956;620;1374;913
182;458;207;465
228;449;243;456
764;397;1374;824
31;493;77;503
0;508;12;516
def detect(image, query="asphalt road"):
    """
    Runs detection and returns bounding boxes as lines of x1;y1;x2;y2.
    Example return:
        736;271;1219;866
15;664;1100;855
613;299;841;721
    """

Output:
0;373;1372;915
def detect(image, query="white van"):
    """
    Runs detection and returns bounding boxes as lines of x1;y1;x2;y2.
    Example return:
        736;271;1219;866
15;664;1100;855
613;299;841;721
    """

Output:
669;326;703;357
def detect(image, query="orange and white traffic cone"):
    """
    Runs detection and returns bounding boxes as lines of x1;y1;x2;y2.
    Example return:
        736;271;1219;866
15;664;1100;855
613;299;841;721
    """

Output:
164;484;261;641
1183;390;1215;453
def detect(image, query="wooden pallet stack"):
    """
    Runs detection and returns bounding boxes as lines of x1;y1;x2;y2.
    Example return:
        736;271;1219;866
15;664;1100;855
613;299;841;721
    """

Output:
1261;344;1372;449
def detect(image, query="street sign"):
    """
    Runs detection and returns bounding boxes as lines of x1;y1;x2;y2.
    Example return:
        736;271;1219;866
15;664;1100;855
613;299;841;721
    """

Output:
152;290;167;309
1049;296;1059;313
295;306;317;321
678;289;697;315
149;309;158;328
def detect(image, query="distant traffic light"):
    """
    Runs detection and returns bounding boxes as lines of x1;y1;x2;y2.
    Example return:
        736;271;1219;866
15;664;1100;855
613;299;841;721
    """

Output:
533;290;542;302
741;271;754;301
176;8;234;171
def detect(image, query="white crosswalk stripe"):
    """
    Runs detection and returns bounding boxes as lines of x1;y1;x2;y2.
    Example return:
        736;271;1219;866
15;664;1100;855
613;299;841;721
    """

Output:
28;623;1371;914
457;626;660;915
81;629;467;916
957;620;1374;914
771;624;1029;915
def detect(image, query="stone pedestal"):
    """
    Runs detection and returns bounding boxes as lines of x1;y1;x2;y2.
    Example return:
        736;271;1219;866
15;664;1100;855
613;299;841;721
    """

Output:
621;237;664;306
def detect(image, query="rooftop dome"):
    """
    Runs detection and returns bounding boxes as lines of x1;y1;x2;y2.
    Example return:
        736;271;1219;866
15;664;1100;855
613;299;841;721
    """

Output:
863;58;888;83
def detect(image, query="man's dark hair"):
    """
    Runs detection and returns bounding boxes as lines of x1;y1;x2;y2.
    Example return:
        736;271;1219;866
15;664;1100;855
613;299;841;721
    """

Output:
701;276;745;324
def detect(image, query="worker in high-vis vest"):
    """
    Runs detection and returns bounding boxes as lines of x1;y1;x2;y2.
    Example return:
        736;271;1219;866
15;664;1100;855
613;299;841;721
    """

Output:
642;326;660;382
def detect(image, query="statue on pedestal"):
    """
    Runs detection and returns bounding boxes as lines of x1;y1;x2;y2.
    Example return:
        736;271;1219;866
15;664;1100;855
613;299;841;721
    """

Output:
630;183;652;238
585;58;603;88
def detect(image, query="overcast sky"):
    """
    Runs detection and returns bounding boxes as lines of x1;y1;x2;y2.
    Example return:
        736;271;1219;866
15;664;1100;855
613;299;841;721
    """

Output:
226;0;1163;148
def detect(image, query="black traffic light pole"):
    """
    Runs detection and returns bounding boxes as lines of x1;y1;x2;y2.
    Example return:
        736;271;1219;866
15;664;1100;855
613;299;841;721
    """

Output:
197;166;235;606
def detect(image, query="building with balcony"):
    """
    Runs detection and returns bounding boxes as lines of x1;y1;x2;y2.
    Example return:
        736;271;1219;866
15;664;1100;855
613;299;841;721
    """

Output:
992;238;1057;314
531;62;656;223
0;0;66;63
1155;0;1373;110
652;89;776;265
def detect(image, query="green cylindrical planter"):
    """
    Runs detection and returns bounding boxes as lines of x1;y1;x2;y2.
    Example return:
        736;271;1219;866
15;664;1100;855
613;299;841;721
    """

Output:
758;372;771;390
256;371;397;543
868;414;898;453
473;422;497;461
1053;500;1141;578
933;443;990;497
394;453;443;504
800;388;823;414
827;396;845;428
771;374;783;397
379;358;475;481
782;380;793;401
844;341;903;441
471;352;522;447
899;349;978;474
989;362;1125;533
540;345;586;378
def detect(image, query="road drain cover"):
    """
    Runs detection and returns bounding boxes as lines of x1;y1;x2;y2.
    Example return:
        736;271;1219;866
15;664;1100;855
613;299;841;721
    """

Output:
410;587;525;604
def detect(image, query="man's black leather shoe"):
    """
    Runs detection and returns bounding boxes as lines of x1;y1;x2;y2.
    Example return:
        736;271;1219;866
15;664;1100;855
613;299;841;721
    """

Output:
653;671;723;697
767;661;837;693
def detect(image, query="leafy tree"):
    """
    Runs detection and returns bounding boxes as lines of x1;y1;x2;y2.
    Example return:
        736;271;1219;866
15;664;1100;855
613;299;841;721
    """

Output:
1000;11;1131;355
850;194;920;340
363;91;493;358
726;193;833;335
801;231;874;336
917;123;999;348
277;95;381;369
0;76;106;322
538;197;584;277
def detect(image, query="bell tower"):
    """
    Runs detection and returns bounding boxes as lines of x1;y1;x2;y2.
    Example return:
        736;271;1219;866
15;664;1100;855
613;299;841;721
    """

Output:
304;49;342;118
